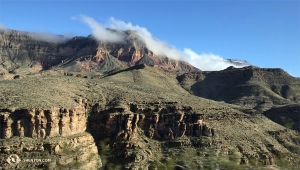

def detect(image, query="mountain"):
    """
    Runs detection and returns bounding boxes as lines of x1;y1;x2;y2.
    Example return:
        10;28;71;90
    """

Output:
0;29;300;170
0;29;198;75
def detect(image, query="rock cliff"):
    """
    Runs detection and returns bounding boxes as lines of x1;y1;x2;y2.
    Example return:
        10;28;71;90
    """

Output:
0;106;87;139
88;102;214;142
0;105;101;170
0;132;101;170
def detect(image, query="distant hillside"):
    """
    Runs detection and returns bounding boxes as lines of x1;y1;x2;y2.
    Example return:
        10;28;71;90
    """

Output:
177;66;300;112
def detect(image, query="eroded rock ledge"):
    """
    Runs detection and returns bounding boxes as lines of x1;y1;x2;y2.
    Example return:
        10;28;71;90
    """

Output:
0;104;101;170
88;102;215;143
0;106;87;139
0;132;101;170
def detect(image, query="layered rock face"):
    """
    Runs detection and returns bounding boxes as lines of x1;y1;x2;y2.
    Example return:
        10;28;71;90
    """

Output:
86;101;300;169
1;100;300;169
89;102;214;142
0;105;101;170
0;132;101;170
86;102;218;169
0;106;87;139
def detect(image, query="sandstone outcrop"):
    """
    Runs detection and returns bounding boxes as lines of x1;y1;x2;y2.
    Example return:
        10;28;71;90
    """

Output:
88;102;214;143
0;104;101;170
0;132;101;170
0;106;87;139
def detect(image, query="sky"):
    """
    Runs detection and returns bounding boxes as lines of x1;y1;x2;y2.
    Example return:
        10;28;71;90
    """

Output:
0;0;299;77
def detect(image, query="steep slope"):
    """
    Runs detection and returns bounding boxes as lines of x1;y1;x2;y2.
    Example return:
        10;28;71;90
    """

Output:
0;65;300;169
177;66;300;112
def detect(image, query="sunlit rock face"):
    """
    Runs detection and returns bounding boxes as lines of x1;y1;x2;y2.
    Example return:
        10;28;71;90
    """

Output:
88;102;214;142
0;106;87;139
0;104;101;170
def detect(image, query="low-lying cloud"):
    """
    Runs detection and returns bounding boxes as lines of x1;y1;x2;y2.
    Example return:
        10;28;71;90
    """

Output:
0;22;69;43
29;31;71;43
76;15;238;71
183;49;234;71
73;15;125;43
108;17;183;60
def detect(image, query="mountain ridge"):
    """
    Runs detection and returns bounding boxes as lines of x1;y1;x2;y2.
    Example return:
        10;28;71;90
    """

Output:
0;29;200;74
0;29;256;75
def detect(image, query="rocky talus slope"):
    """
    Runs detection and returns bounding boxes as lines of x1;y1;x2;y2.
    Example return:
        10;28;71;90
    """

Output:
0;64;299;169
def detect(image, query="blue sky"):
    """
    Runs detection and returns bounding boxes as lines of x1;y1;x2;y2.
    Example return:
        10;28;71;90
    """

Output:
0;0;299;77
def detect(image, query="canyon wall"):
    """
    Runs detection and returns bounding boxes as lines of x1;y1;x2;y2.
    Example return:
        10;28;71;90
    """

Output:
0;105;101;170
0;106;87;139
88;102;219;144
0;100;299;169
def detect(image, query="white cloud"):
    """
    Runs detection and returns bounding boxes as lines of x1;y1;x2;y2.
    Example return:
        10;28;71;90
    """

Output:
29;30;70;43
108;17;183;60
74;15;125;43
183;49;234;71
0;22;69;43
76;15;240;71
